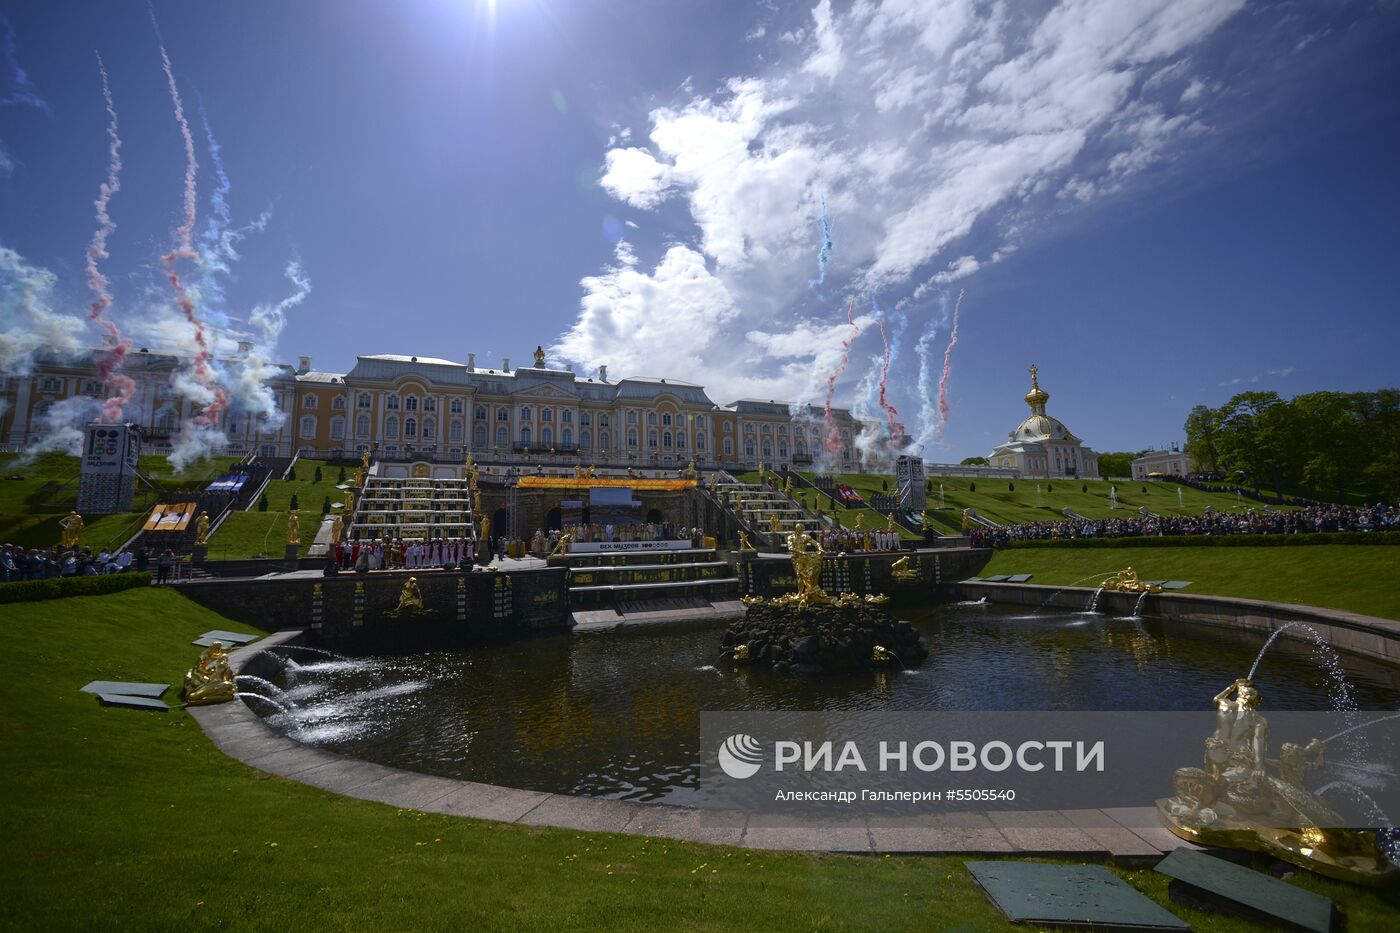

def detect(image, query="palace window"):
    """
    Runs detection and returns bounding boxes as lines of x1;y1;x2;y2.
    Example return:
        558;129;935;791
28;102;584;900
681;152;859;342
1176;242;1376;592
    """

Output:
449;420;463;442
561;410;572;424
300;415;317;438
599;415;609;428
520;426;532;445
779;442;788;458
743;423;753;434
724;422;732;433
581;430;591;448
697;435;706;450
662;412;673;426
627;430;638;447
303;396;318;409
330;417;345;440
156;407;177;432
600;430;610;449
723;438;732;455
695;415;705;428
358;392;372;409
541;408;553;422
496;407;509;421
796;439;806;454
41;377;61;392
762;441;773;458
778;425;788;435
761;424;772;434
422;417;436;439
356;414;370;436
333;396;346;410
387;395;400;411
386;415;399;436
474;425;486;446
744;440;754;457
676;433;686;449
404;417;418;437
521;406;532;421
647;412;657;426
580;413;590;426
562;428;572;446
648;430;658;448
663;431;672;448
405;396;419;412
495;425;508;447
423;397;436;412
450;398;463;414
541;426;553;446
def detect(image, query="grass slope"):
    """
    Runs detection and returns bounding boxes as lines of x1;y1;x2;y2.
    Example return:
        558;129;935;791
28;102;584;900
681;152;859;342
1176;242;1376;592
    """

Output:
8;588;1394;929
0;453;241;551
207;460;356;557
977;545;1400;620
794;471;1296;536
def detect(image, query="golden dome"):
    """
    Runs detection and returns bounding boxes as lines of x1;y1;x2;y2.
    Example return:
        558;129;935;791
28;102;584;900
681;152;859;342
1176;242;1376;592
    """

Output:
1024;363;1049;408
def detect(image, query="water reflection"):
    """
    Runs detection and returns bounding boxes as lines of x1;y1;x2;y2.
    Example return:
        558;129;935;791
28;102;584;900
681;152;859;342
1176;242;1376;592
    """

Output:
259;604;1400;804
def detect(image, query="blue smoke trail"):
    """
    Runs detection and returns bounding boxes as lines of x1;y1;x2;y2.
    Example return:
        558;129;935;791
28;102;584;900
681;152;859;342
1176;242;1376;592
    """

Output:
196;99;233;323
0;14;50;114
807;193;833;296
914;313;940;450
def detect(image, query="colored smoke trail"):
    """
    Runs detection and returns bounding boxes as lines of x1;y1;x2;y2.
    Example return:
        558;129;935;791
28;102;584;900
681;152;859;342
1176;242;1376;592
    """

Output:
151;9;226;427
196;99;233;319
913;317;940;450
874;295;906;447
823;298;860;452
808;194;833;295
935;289;964;441
85;54;135;422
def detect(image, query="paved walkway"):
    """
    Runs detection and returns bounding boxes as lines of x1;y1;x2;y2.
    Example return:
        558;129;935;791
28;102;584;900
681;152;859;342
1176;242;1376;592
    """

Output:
189;630;1195;858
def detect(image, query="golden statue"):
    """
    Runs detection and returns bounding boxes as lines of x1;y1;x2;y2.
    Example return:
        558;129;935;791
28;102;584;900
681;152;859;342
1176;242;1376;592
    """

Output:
784;475;793;497
786;523;829;606
465;452;474;469
757;462;766;483
709;472;719;493
587;464;597;479
194;511;210;545
330;513;344;543
343;489;355;514
533;345;546;367
387;576;425;617
737;530;756;552
58;510;84;548
183;642;236;706
1158;678;1396;885
549;533;572;557
854;512;865;531
683;459;697;480
920;513;930;531
286;509;300;545
473;489;482;516
890;555;918;582
769;512;782;534
361;448;371;470
886;514;896;533
1101;566;1162;593
479;515;491;542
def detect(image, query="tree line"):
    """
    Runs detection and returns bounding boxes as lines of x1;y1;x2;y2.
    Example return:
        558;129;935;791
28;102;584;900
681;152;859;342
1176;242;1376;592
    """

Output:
1184;389;1399;503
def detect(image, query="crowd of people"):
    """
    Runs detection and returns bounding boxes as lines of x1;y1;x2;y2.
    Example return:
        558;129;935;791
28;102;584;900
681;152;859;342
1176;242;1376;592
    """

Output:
969;502;1398;548
334;537;475;572
0;542;184;583
812;528;904;552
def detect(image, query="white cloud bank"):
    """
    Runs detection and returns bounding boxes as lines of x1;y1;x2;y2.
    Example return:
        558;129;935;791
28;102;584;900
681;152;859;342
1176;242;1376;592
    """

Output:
564;0;1250;411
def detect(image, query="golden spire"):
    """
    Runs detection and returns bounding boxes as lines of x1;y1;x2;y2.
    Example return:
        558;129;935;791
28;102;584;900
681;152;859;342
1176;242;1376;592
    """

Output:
1024;363;1049;412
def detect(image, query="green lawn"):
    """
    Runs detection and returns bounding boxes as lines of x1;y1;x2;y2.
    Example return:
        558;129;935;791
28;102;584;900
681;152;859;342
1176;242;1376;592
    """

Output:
788;471;1294;536
7;588;1394;930
0;452;241;551
733;471;922;540
206;459;357;557
977;544;1400;620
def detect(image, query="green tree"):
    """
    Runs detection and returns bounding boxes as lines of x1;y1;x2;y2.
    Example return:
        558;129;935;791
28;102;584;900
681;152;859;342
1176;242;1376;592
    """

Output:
960;456;989;466
1096;452;1140;478
1183;405;1220;472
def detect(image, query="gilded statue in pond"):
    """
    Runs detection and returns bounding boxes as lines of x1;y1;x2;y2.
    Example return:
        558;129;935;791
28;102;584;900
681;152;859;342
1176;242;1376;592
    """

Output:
59;510;84;548
386;576;431;618
1157;677;1396;884
1102;566;1161;593
183;642;236;705
890;555;919;582
786;523;829;606
194;511;210;545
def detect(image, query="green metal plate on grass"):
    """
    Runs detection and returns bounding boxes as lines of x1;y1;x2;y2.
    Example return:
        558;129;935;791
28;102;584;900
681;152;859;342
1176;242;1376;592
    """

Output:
1155;848;1332;933
1159;581;1192;590
982;574;1010;582
80;681;168;698
966;861;1187;929
199;630;260;644
1005;573;1033;583
96;693;170;711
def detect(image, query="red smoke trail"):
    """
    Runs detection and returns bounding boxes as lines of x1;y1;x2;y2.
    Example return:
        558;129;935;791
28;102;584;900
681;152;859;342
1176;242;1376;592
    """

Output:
935;289;964;441
875;311;906;446
152;13;226;425
823;298;859;452
85;53;135;422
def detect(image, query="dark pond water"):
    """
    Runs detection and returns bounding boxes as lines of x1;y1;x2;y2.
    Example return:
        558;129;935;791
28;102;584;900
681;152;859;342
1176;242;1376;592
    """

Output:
251;603;1400;803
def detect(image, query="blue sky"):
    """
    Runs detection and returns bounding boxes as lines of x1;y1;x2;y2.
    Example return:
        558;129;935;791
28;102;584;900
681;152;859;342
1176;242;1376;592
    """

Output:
2;0;1398;461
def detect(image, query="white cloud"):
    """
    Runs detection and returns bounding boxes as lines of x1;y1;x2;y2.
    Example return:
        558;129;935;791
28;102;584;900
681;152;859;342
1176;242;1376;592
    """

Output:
565;0;1257;411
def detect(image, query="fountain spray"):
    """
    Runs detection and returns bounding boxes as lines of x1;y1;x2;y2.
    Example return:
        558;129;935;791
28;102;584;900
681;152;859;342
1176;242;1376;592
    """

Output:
935;288;963;441
85;54;135;422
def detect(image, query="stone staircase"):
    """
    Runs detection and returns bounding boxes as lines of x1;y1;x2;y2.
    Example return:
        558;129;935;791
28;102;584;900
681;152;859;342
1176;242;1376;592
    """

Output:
349;475;476;541
715;480;837;546
564;546;741;610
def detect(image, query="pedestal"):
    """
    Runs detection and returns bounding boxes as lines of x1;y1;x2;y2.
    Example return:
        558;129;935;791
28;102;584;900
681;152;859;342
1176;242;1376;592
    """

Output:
190;545;207;566
284;543;300;569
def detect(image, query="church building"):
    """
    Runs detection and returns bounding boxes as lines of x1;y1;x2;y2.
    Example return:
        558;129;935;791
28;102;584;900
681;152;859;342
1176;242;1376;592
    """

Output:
988;365;1100;479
